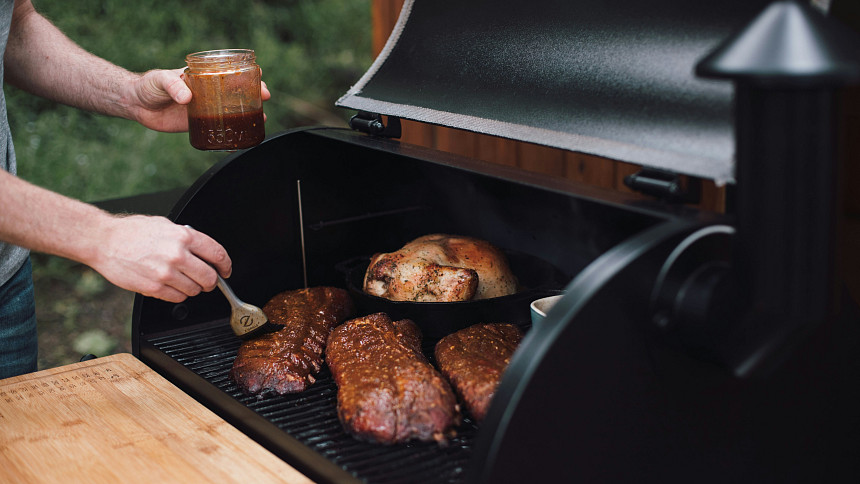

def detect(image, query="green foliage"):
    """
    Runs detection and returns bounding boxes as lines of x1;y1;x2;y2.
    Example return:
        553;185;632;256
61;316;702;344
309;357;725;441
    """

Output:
9;0;372;202
72;329;117;356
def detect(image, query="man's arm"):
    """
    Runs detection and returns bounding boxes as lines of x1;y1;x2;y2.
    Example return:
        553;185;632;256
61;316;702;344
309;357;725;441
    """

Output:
3;0;194;131
3;0;268;131
0;0;246;300
0;170;231;302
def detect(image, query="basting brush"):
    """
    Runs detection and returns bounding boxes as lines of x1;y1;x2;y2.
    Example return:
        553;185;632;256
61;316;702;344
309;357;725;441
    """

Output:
215;274;281;339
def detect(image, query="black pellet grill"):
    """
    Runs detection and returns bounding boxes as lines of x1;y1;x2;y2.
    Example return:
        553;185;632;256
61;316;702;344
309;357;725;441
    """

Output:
132;1;860;483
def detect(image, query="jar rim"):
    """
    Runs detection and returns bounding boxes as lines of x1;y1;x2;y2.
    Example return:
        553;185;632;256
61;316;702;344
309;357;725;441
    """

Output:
186;49;256;65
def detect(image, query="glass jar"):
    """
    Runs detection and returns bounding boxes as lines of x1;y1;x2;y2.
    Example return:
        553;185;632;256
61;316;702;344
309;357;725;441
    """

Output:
184;49;265;151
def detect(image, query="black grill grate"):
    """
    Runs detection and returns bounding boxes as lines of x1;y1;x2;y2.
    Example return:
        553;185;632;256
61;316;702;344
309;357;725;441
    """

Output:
147;324;479;484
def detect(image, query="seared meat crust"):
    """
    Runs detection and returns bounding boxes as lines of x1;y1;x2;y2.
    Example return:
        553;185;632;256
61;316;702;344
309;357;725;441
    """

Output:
326;312;461;444
435;323;523;422
229;287;354;396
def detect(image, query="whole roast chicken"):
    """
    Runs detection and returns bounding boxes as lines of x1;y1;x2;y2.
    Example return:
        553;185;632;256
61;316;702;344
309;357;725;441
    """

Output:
363;234;518;302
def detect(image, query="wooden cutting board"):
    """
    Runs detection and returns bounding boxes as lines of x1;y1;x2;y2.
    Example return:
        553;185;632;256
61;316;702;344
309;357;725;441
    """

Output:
0;353;313;484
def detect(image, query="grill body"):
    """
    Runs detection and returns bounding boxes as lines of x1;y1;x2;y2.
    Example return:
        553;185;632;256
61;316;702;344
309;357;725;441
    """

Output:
132;1;860;480
133;127;680;483
133;128;860;483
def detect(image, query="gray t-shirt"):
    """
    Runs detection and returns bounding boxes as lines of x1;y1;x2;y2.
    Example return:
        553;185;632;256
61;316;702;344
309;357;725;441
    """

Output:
0;0;31;286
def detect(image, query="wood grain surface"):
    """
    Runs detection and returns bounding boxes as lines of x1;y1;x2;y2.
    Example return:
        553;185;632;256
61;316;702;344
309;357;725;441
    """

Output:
0;353;313;484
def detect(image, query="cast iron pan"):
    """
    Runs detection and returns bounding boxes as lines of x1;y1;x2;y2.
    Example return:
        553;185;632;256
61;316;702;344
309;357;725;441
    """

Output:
337;250;569;339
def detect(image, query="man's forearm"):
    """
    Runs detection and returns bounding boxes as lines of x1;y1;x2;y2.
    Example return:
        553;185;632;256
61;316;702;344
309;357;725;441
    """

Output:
0;169;112;267
3;0;140;120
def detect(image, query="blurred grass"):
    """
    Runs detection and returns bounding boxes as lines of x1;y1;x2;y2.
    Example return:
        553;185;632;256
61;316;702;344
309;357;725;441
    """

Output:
9;0;373;368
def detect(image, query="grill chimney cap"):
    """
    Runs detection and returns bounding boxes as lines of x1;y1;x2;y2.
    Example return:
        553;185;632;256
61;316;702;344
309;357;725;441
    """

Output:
697;0;860;86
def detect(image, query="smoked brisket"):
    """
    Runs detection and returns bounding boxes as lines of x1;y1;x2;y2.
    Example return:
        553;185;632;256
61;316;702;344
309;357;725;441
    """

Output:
326;312;460;444
229;286;354;396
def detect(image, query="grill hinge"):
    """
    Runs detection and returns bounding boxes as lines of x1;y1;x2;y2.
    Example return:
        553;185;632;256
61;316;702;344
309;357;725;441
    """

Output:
348;111;402;138
624;169;701;204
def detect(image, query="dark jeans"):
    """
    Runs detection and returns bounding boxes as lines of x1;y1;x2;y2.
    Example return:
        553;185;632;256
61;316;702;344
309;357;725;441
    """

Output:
0;257;37;379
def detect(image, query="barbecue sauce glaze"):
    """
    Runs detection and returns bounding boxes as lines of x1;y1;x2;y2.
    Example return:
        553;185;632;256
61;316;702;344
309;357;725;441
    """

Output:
184;49;265;151
188;109;265;151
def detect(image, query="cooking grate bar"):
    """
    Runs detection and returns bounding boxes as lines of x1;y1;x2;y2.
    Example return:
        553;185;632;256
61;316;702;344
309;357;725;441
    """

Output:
147;324;477;484
270;406;339;427
290;420;344;440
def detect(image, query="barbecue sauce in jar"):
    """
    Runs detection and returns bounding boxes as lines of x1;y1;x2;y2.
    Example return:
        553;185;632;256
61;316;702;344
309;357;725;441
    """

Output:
184;49;265;151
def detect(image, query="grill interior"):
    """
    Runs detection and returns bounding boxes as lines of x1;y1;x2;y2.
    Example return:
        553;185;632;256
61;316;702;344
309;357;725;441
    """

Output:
133;128;675;483
146;320;503;484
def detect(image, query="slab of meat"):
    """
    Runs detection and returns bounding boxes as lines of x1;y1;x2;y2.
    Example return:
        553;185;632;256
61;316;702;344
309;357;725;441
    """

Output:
435;323;524;422
229;287;354;396
326;312;461;444
363;234;518;302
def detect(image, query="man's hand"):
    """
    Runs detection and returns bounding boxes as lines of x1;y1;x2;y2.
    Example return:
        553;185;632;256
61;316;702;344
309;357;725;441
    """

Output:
89;216;232;303
0;172;233;303
127;68;272;133
5;1;272;133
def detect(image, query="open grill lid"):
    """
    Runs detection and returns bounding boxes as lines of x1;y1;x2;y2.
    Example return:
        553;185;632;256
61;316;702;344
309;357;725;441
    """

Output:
336;0;773;185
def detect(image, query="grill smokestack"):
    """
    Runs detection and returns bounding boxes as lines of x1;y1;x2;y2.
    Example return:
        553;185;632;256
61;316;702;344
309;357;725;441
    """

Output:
696;0;860;375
